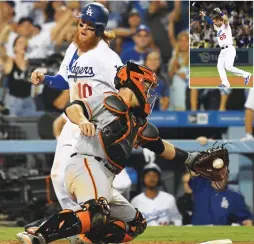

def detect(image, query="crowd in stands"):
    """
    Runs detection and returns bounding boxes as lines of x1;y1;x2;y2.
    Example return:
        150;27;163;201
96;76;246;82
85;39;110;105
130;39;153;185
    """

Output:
190;1;253;48
0;0;189;116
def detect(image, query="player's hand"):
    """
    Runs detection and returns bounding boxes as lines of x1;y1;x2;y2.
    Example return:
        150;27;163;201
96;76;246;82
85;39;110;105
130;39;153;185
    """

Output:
79;118;95;137
199;11;206;17
214;7;222;13
31;70;45;85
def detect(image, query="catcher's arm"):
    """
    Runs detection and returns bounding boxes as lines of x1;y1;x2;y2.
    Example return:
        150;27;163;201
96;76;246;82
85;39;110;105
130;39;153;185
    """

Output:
65;100;95;137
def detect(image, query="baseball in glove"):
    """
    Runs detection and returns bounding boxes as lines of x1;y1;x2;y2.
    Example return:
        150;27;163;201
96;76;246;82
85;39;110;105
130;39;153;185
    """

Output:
185;143;229;190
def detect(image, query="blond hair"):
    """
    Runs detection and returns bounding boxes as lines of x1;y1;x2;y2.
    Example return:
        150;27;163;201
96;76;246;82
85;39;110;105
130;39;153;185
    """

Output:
175;31;189;67
102;30;116;45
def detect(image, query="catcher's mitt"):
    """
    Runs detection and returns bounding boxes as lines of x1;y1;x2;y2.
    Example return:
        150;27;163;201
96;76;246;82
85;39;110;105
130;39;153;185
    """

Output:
185;144;229;190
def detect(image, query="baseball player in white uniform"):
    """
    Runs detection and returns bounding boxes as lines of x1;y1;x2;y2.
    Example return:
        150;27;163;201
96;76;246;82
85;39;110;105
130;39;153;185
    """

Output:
200;8;251;88
131;163;182;226
30;2;125;211
241;88;254;141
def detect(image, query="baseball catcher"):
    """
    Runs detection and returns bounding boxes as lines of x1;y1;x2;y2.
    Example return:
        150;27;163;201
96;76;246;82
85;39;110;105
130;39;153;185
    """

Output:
17;62;229;244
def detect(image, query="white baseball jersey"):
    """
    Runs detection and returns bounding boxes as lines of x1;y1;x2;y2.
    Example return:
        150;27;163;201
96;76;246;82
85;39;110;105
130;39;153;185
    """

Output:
214;23;233;47
131;191;182;226
26;28;54;59
58;40;123;141
58;39;122;101
245;88;254;111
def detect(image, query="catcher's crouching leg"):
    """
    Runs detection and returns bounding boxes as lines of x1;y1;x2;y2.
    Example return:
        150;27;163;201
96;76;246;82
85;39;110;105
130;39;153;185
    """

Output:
25;197;110;243
87;209;147;243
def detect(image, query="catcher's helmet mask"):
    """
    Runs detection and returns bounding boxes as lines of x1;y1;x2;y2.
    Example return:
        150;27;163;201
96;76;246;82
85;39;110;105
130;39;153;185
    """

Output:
114;61;158;117
78;2;109;37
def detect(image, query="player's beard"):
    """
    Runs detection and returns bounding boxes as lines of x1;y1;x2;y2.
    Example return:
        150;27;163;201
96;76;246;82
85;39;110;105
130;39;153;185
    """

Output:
73;29;99;53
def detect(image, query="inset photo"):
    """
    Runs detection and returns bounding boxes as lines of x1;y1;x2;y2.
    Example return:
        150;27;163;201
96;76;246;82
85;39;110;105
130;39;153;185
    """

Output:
190;1;253;88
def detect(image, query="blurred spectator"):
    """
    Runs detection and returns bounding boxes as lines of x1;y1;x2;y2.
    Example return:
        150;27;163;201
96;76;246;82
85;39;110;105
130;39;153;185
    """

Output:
131;163;182;226
145;51;169;111
190;89;230;111
145;1;172;64
27;6;75;59
0;1;15;46
121;24;152;64
129;1;150;22
13;1;34;23
114;9;142;55
183;172;253;226
241;88;254;141
1;36;37;116
190;1;253;48
168;12;189;110
5;17;34;57
96;0;122;30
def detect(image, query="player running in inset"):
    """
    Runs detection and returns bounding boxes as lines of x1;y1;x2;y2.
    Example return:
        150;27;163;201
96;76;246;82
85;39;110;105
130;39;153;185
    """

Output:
200;8;251;88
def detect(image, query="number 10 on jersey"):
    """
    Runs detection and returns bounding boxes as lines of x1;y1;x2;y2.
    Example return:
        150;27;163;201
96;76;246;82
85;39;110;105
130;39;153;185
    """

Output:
77;83;92;99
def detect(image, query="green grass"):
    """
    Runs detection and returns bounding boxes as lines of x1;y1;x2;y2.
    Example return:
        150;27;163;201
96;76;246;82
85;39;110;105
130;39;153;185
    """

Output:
1;226;254;242
190;66;253;77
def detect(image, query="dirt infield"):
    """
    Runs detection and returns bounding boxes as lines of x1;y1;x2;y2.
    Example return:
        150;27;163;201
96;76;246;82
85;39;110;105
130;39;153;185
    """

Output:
190;76;253;88
1;242;254;244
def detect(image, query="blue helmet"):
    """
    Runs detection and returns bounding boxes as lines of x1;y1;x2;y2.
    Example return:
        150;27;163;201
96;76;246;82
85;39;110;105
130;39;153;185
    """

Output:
80;2;109;37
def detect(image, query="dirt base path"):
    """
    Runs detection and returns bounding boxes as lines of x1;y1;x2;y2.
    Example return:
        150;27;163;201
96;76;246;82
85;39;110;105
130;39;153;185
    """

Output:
190;77;253;88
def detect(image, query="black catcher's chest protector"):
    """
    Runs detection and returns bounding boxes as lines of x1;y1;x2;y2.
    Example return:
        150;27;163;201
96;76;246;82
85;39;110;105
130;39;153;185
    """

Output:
99;95;146;172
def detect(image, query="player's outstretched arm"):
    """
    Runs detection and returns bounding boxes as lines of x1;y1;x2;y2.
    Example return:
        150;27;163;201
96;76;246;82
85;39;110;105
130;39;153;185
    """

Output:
31;70;69;90
199;11;213;25
214;7;229;25
65;100;95;136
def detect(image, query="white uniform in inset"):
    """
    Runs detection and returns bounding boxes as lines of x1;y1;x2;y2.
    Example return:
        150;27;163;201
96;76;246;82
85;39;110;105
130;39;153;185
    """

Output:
245;88;254;111
214;23;250;87
51;40;130;210
131;191;182;226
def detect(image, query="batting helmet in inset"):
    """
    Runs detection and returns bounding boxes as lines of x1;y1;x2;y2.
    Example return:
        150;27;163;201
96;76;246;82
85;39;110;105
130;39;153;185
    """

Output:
80;2;109;37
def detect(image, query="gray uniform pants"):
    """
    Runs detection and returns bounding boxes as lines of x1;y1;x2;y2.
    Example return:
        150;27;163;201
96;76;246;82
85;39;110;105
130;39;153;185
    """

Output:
65;155;136;222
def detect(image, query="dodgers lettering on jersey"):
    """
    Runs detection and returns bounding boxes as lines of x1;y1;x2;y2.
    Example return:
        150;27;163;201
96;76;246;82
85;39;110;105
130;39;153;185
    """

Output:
131;191;182;226
214;23;233;47
58;40;123;102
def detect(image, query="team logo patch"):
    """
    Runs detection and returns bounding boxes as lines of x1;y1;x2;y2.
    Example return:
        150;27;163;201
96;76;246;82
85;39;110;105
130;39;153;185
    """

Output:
86;6;93;16
221;197;229;209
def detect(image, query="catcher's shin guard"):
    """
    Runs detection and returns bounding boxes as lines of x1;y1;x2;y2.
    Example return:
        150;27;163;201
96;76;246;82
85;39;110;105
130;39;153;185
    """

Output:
87;209;147;243
25;198;110;243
